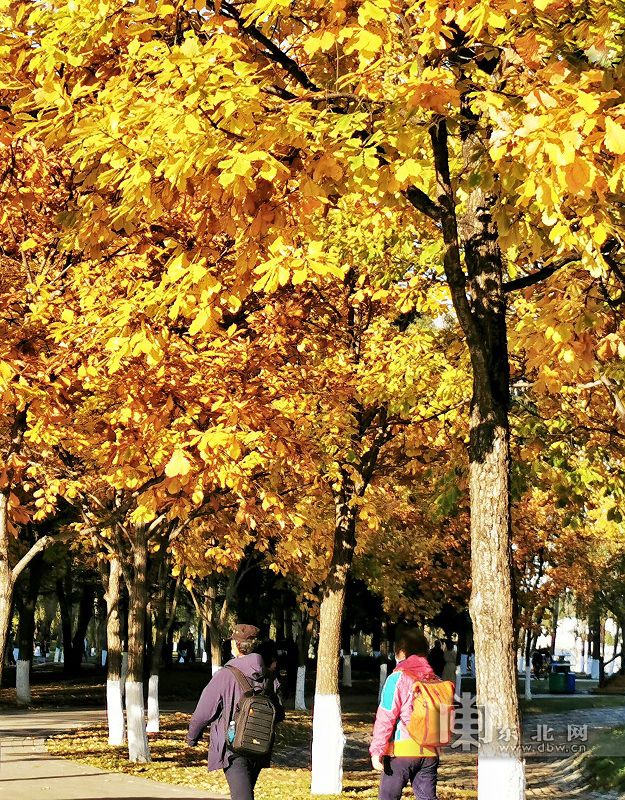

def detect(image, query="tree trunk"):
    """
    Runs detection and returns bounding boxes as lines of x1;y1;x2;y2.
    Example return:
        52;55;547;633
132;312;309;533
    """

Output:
295;613;313;711
425;118;524;798
126;528;150;763
590;607;602;681
147;565;180;733
341;617;352;688
0;493;12;685
310;489;355;796
65;583;95;676
284;606;293;641
16;552;44;705
56;576;73;669
104;557;125;746
524;628;532;700
550;598;559;657
95;595;107;665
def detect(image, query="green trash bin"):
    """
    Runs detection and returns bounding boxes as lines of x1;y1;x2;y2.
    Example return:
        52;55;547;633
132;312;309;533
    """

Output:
549;671;567;693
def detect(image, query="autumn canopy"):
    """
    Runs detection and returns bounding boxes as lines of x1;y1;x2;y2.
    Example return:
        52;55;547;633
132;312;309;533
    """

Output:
1;0;625;798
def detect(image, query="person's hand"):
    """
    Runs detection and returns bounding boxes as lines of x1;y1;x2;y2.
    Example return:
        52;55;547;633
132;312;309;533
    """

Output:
371;754;384;772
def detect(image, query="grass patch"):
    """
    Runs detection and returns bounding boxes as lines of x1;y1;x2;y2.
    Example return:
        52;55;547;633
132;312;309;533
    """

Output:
46;711;474;800
521;695;625;715
584;725;625;792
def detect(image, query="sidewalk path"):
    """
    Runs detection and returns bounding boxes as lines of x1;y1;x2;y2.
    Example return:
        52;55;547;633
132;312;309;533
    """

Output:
0;708;227;800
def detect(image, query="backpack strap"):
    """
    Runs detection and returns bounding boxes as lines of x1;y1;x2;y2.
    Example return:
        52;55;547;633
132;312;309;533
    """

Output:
225;664;254;696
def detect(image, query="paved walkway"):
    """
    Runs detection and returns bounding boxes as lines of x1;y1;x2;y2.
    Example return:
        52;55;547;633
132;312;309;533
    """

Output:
0;709;227;800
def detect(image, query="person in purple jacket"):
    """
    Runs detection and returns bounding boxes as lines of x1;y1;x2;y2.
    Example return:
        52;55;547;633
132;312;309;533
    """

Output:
187;623;283;800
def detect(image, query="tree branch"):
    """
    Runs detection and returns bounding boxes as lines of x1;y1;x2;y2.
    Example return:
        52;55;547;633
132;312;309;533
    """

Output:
404;186;443;222
503;256;580;293
429;120;478;347
11;531;73;584
212;1;319;93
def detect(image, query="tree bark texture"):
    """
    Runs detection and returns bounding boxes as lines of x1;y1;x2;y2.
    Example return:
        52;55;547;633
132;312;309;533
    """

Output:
550;598;559;657
104;557;125;745
310;489;356;795
16;552;44;705
126;527;150;763
68;583;95;675
424;118;524;799
0;493;12;684
147;564;180;733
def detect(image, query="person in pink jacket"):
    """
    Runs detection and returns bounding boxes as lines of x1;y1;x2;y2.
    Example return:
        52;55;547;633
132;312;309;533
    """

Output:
370;628;441;800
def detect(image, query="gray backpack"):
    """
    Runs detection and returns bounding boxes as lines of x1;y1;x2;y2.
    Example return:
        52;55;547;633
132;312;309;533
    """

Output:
225;665;277;759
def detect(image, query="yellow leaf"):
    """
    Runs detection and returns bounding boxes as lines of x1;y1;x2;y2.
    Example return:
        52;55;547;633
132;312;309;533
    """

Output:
605;117;625;155
165;449;192;478
292;267;308;285
488;10;507;28
189;308;210;335
577;92;600;115
278;264;290;286
128;38;141;57
185;114;201;134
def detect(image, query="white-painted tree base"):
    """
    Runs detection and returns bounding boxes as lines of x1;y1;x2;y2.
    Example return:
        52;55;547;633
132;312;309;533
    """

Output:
202;651;208;663
478;755;525;800
295;665;307;711
126;681;151;762
16;660;31;706
146;674;160;733
524;665;532;700
590;658;600;680
310;694;344;795
342;654;352;687
378;663;388;700
106;679;125;745
211;664;221;675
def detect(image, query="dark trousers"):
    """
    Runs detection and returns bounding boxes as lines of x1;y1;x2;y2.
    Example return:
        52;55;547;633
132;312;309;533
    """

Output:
378;755;439;800
223;755;263;800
